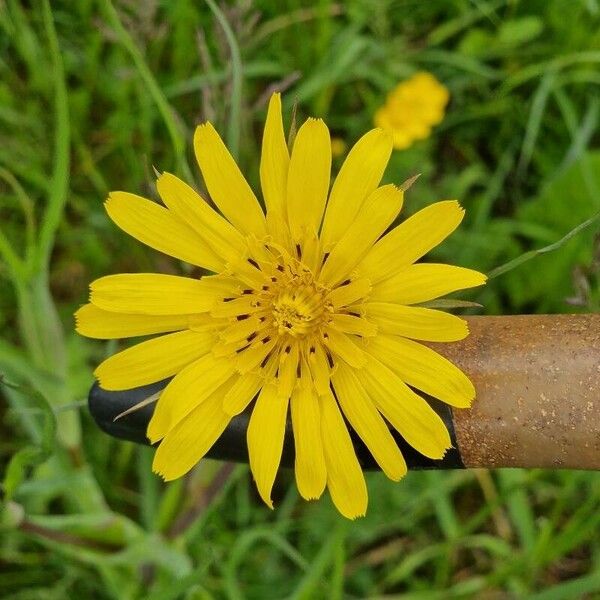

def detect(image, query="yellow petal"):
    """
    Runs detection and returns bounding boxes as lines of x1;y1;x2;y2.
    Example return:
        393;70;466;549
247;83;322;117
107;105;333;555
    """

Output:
370;263;487;304
222;373;263;416
227;257;268;290
356;201;465;284
357;356;451;459
152;387;231;480
331;313;377;338
277;343;299;399
327;278;372;310
286;118;331;239
265;209;293;251
105;191;222;272
212;337;252;358
147;354;235;443
156;172;246;264
188;313;220;333
247;384;288;508
319;185;404;286
90;273;238;315
236;337;277;374
76;304;194;339
320;128;393;250
324;328;366;369
296;228;322;275
260;93;290;218
291;386;327;500
210;295;264;319
219;315;268;344
332;363;406;481
367;334;475;408
193;123;266;237
94;330;213;391
365;304;469;342
306;343;331;396
321;390;367;519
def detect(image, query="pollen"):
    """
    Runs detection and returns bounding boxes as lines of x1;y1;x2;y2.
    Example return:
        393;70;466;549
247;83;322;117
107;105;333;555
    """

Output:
267;254;333;338
272;283;331;337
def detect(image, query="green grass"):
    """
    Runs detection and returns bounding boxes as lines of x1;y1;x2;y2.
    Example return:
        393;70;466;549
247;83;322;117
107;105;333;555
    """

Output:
1;0;600;597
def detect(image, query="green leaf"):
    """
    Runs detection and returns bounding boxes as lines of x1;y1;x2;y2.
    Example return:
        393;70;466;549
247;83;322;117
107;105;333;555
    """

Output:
1;378;56;500
498;17;544;47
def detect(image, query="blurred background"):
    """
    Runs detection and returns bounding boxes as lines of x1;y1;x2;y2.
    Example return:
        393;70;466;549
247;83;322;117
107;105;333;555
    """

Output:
1;0;600;597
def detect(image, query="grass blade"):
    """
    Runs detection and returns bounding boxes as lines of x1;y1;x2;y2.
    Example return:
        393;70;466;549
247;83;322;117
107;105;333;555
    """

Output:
101;0;191;179
35;0;70;273
487;212;600;279
205;0;243;160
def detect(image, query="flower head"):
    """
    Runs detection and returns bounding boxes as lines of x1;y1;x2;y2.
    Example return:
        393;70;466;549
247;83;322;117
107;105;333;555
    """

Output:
375;72;450;150
330;136;347;158
76;93;485;519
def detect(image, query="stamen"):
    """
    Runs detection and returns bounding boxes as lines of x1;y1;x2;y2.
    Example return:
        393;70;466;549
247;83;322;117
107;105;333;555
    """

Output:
224;244;337;377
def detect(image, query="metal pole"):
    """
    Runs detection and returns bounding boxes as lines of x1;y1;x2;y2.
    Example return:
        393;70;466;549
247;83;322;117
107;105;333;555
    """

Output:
442;314;600;470
88;314;600;470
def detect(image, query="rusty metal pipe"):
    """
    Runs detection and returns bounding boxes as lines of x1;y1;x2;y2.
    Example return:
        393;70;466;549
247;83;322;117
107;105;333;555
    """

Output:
440;314;600;470
88;315;600;470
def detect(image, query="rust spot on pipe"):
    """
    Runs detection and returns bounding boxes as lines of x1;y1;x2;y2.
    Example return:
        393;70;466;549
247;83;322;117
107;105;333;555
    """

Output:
430;315;600;470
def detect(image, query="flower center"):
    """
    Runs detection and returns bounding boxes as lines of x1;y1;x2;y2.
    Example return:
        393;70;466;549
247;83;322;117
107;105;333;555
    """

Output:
272;284;328;337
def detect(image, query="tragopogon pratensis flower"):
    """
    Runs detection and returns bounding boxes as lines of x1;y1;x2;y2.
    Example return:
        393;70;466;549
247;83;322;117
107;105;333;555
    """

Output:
375;72;450;150
77;93;485;518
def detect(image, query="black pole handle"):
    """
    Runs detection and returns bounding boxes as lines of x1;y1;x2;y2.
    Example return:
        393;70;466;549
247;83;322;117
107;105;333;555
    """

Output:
88;380;464;470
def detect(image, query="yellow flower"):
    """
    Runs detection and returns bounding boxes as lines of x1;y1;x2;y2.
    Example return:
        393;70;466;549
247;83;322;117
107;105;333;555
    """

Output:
76;93;485;519
331;137;347;158
375;72;450;150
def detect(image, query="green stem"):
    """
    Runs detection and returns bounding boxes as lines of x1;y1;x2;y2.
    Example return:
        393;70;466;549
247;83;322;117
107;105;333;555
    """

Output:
0;226;25;280
35;0;70;274
205;0;243;159
0;166;36;270
488;212;600;279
